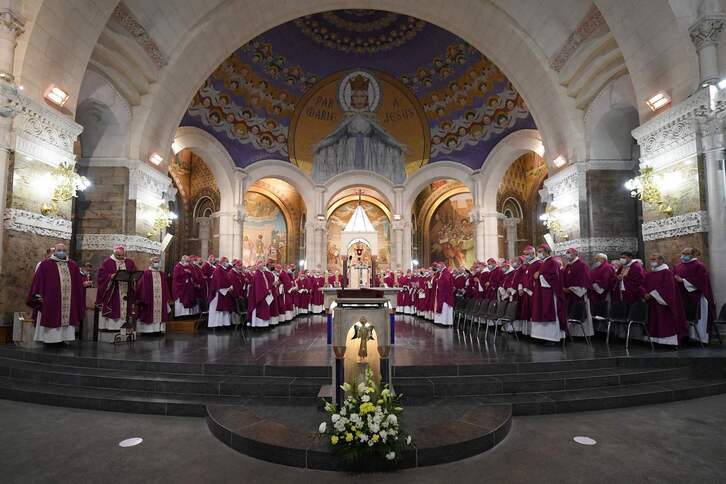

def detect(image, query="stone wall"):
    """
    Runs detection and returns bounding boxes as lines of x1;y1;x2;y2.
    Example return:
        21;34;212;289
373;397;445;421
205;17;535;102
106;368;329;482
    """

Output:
75;166;129;236
584;169;639;241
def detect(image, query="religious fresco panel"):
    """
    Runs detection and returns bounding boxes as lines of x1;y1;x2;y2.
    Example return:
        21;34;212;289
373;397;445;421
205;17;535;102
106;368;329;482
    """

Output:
242;192;288;266
428;193;475;268
327;200;390;273
181;9;535;175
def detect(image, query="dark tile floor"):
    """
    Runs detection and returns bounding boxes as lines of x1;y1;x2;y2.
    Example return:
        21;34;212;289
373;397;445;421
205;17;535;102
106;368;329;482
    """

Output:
3;314;725;367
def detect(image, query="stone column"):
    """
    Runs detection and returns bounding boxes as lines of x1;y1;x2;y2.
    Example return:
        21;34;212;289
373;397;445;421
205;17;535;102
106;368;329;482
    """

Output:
0;8;23;278
304;221;315;270
314;220;326;271
701;130;726;304
470;209;500;261
689;15;726;86
197;217;211;257
391;220;404;271
503;217;519;260
401;220;412;270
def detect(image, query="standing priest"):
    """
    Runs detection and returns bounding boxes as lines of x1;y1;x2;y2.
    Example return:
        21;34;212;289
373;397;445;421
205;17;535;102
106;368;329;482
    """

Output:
135;256;170;334
27;243;85;343
562;248;593;338
208;256;234;328
433;262;455;326
172;255;199;317
96;245;137;331
643;253;687;346
530;244;568;343
674;247;716;344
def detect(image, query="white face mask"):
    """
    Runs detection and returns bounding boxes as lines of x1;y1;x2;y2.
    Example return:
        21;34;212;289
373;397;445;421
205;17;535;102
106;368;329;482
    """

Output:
537;252;545;260
619;258;627;265
650;261;658;269
593;261;602;268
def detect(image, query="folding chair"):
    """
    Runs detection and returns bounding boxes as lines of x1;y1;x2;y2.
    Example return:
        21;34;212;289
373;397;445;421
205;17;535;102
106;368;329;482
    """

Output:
567;300;591;345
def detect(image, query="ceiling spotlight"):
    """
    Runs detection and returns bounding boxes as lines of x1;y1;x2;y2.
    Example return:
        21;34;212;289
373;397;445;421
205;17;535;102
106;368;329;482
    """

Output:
149;152;164;165
646;92;671;112
553;155;567;168
44;84;69;107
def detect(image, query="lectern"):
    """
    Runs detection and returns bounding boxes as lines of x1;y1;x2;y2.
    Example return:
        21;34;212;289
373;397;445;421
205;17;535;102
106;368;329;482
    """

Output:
330;291;392;407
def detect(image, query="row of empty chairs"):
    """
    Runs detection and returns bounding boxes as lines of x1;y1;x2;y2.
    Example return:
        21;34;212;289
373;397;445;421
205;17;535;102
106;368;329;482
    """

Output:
454;296;726;350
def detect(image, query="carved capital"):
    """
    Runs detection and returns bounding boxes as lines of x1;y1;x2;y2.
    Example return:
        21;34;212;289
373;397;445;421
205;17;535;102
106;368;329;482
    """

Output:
690;15;726;50
0;9;24;39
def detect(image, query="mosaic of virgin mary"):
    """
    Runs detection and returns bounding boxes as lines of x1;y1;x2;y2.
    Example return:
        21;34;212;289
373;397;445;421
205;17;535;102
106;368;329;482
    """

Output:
312;70;407;184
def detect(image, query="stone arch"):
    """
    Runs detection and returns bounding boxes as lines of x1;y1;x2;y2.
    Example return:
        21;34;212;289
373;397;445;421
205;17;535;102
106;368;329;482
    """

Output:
584;75;639;161
242;159;315;217
479;129;544;215
402;161;475;219
173;127;237;212
323;171;395;213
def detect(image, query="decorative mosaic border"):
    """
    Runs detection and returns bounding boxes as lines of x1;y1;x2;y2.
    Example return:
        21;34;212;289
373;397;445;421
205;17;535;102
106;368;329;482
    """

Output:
550;5;606;72
3;208;72;240
112;2;168;68
553;237;639;255
641;211;709;241
76;234;161;254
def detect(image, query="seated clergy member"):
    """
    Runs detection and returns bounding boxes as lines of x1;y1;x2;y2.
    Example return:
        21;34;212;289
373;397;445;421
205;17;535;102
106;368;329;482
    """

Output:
172;255;199;317
208;256;234;327
27;243;85;343
530;244;568;343
615;251;644;304
643;253;688;346
675;247;716;344
135;256;170;334
96;245;137;331
562;248;594;337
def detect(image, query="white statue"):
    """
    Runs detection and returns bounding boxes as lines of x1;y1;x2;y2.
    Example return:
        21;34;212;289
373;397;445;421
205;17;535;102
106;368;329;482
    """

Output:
312;71;406;184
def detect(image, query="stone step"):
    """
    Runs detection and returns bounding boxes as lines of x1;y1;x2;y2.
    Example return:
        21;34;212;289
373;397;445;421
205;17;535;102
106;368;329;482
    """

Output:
404;377;726;415
394;366;694;397
0;376;319;417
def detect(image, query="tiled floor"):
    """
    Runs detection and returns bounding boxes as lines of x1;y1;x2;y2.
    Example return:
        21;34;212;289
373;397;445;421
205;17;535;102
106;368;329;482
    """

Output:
4;314;725;367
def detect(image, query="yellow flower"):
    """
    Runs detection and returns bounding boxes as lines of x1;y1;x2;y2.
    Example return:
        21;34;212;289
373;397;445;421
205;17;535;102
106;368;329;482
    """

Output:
345;433;353;442
372;434;380;442
359;402;376;415
331;435;339;445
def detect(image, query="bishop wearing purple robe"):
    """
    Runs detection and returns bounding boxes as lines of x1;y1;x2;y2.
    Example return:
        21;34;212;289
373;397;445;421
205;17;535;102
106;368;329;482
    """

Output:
27;243;84;343
208;256;234;327
433;263;455;326
643;254;687;346
589;253;616;305
674;247;715;344
530;244;568;343
96;245;137;331
135;256;170;333
172;255;199;317
250;263;273;328
562;248;594;337
615;251;644;304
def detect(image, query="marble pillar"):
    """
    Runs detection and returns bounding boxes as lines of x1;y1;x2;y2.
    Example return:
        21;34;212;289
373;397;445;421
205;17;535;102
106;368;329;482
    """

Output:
503;217;519;260
689;15;726;86
702;132;726;306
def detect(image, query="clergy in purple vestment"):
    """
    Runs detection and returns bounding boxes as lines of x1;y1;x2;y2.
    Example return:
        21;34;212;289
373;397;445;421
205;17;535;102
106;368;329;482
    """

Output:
264;263;280;324
516;246;541;333
484;258;504;300
27;243;85;343
615;251;645;304
202;255;217;300
135;256;170;333
279;267;295;321
250;263;273;328
433;263;455;326
96;245;137;331
172;255;199;317
674;247;716;344
530;244;568;343
589;253;617;304
643;254;688;346
562;248;594;337
208;256;235;328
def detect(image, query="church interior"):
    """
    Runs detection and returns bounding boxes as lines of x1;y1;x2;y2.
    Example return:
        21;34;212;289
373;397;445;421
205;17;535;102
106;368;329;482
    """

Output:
2;1;726;482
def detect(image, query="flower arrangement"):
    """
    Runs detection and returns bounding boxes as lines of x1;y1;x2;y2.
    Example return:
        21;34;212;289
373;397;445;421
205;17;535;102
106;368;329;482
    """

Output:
319;368;412;467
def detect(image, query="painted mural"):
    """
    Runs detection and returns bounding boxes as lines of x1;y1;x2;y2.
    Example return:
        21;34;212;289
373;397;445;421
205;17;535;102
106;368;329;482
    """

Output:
428;193;475;268
242;192;288;265
181;9;535;172
327;200;390;273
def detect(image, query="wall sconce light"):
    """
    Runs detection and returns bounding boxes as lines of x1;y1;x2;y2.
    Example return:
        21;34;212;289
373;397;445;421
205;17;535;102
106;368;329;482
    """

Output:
553;155;567;168
539;210;567;240
411;259;419;267
149;152;164;165
646;92;671;112
171;141;183;154
316;214;326;221
44;84;70;107
625;166;673;216
299;259;306;268
393;214;402;221
40;162;91;216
